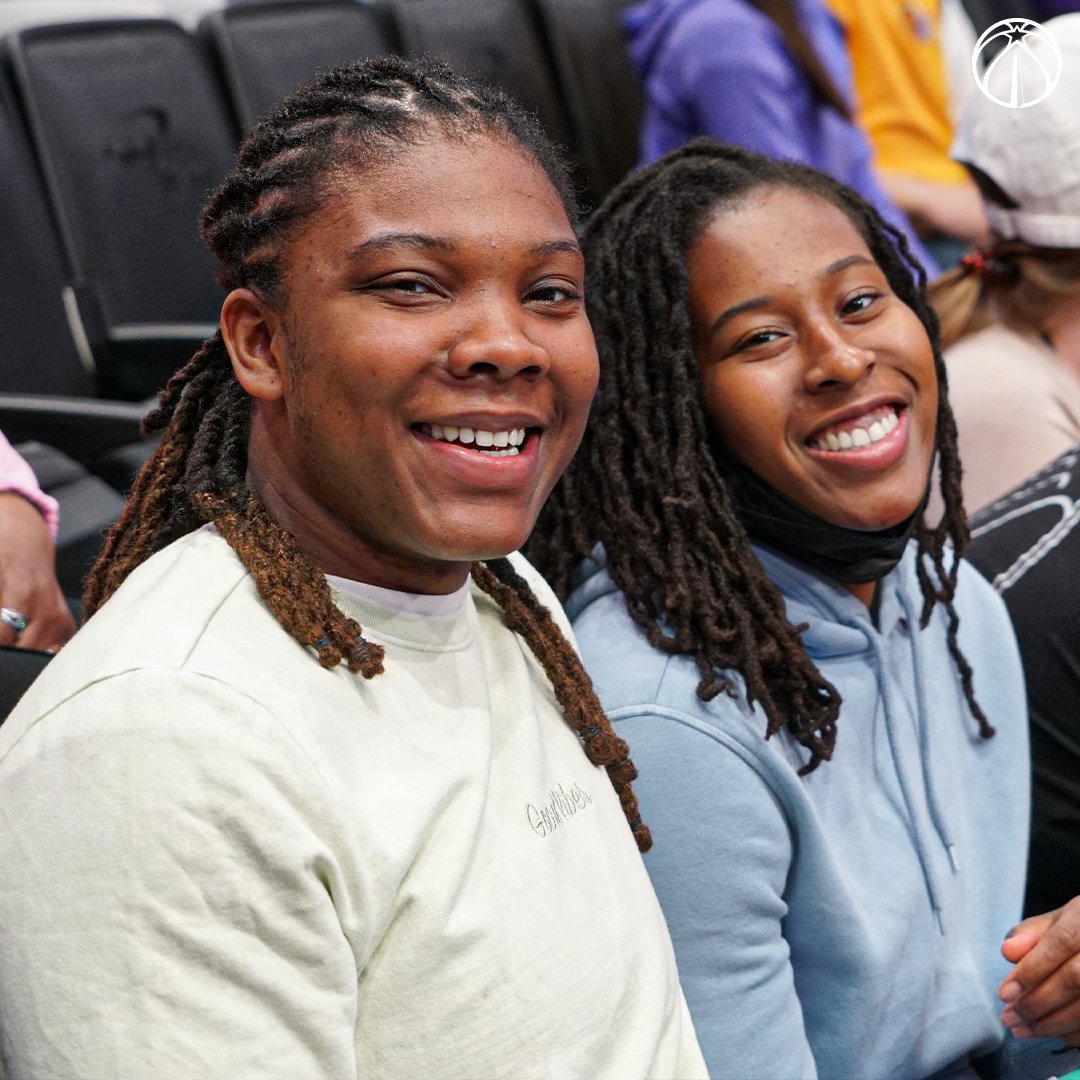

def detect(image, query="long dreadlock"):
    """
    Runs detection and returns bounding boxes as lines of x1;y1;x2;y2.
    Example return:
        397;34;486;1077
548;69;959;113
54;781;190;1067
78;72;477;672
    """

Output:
83;55;650;852
529;138;991;774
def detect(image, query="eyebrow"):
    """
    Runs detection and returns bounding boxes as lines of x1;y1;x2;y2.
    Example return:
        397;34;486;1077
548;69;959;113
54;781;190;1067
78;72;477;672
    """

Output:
703;253;879;340
348;232;456;260
347;232;582;261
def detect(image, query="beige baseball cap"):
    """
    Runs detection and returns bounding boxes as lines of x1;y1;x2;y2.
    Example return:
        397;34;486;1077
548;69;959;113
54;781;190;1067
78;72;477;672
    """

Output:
953;13;1080;248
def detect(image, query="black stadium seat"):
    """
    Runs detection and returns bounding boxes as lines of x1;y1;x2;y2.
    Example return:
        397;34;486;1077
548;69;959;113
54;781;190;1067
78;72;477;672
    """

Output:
0;66;100;399
201;0;402;132
0;61;158;491
391;0;576;156
5;18;237;400
0;645;52;726
17;440;126;603
528;0;643;204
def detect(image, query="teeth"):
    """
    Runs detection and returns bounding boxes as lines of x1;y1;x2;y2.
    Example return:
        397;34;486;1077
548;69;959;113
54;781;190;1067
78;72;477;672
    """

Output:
421;423;528;455
811;407;900;452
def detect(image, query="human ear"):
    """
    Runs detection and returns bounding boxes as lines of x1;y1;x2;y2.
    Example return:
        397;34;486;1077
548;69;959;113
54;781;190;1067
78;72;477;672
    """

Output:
220;287;286;402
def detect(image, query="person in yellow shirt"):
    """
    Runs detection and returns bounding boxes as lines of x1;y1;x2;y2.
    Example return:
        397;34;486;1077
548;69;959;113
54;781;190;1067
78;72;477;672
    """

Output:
826;0;986;261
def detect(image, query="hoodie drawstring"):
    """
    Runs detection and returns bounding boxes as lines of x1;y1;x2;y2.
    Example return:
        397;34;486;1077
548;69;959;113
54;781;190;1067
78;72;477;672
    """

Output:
851;603;954;935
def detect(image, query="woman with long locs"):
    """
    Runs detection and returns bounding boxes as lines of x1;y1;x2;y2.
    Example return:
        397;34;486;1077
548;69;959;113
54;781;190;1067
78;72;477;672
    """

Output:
529;138;1080;1080
0;58;707;1079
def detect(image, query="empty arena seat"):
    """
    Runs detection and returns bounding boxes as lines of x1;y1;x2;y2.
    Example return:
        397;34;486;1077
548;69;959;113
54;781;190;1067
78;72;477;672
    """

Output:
17;440;127;603
528;0;642;205
0;645;52;726
0;66;100;399
5;18;237;400
391;0;575;153
201;0;401;131
0;1;173;36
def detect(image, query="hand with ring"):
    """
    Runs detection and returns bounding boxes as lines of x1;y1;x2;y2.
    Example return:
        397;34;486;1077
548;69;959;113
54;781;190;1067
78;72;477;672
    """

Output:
0;492;76;651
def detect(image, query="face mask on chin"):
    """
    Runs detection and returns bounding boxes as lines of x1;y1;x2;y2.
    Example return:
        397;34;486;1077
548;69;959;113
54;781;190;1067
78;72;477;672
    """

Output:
723;461;929;586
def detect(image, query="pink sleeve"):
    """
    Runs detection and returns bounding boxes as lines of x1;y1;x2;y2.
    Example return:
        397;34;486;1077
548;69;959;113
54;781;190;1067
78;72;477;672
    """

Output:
0;430;59;539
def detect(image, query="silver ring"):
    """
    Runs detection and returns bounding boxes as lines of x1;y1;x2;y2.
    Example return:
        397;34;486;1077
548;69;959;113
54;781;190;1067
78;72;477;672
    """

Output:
0;607;27;640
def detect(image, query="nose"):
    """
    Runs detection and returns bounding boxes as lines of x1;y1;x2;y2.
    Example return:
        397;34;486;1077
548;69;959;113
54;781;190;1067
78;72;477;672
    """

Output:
802;324;875;392
446;297;550;381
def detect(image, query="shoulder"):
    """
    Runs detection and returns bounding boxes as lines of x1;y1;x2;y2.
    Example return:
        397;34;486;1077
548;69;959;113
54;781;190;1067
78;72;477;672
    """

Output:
898;547;1023;691
1;529;325;754
567;564;810;780
897;544;1012;630
500;550;576;641
946;325;1051;382
0;665;335;826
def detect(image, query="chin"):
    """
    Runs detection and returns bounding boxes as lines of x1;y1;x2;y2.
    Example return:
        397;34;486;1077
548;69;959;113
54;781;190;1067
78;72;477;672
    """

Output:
842;505;924;532
434;531;534;565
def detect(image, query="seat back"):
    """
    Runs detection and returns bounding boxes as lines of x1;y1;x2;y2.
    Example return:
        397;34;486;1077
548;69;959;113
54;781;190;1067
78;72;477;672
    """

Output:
18;440;126;601
0;64;98;397
0;645;52;726
392;0;574;152
202;0;401;131
7;19;236;336
529;0;642;205
0;1;171;37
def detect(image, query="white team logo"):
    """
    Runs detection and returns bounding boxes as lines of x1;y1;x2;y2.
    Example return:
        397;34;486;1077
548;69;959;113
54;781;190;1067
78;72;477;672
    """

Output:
971;18;1062;108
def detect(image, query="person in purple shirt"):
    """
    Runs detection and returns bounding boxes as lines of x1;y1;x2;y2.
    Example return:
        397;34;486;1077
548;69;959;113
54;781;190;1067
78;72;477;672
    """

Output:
0;430;75;652
623;0;939;274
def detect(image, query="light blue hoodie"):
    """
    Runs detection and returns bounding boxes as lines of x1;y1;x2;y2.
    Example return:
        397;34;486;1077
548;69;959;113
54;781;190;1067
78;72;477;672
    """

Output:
566;542;1068;1079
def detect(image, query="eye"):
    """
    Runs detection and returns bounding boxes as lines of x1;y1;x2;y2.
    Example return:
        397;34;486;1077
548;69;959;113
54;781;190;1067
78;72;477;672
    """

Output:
734;328;784;352
841;291;880;317
382;277;436;296
526;279;583;307
361;274;446;305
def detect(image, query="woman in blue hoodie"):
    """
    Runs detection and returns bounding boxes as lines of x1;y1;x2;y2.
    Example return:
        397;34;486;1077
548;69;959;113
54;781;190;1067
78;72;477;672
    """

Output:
529;140;1080;1078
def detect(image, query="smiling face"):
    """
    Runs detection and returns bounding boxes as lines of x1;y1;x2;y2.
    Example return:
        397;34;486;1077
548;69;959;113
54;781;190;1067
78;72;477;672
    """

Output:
225;132;598;593
687;186;938;532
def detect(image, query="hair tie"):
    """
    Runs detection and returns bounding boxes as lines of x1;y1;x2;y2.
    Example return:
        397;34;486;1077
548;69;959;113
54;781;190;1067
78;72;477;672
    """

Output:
349;636;385;670
960;246;1021;286
961;248;988;275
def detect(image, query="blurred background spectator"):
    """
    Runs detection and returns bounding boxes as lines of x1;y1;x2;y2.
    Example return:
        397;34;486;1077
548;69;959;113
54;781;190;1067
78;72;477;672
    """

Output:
968;445;1080;916
621;0;940;272
931;12;1080;515
825;0;987;268
0;431;76;652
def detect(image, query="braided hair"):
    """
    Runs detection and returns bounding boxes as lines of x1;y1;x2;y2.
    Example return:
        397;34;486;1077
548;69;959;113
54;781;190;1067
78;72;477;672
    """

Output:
528;139;991;774
83;55;651;852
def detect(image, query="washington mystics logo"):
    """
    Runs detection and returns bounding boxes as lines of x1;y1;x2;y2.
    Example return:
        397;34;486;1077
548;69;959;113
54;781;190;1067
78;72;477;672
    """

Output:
972;19;1062;108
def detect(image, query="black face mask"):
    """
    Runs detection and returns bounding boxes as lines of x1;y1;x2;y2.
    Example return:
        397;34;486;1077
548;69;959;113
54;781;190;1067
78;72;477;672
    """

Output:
725;463;925;585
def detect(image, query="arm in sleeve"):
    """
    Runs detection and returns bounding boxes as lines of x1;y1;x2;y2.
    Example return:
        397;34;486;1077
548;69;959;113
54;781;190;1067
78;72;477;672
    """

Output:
616;708;818;1080
0;670;363;1080
0;429;58;538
